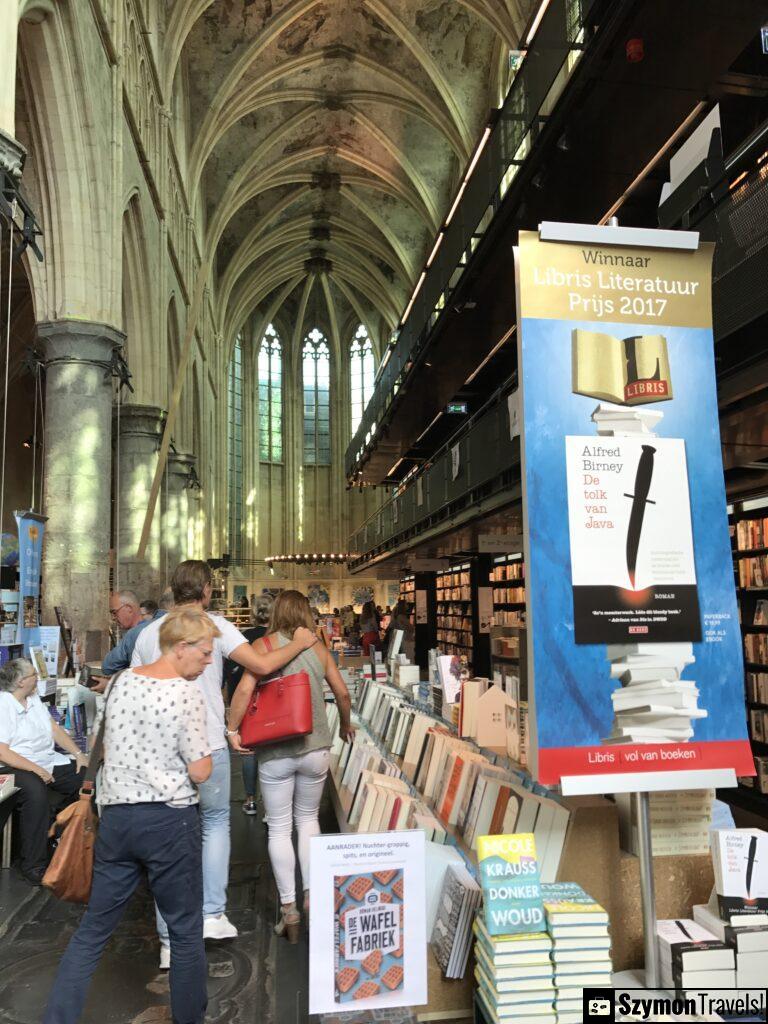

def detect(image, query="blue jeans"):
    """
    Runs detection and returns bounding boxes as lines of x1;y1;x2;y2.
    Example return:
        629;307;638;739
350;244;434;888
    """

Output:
242;752;257;797
157;746;230;941
43;803;206;1024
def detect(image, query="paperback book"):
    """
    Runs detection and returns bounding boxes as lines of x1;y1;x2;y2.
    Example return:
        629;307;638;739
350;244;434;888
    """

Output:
334;871;405;1003
477;833;546;936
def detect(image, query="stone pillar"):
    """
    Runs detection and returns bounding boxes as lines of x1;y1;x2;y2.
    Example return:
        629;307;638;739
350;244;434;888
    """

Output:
113;403;165;599
163;451;195;573
38;320;124;660
0;2;26;182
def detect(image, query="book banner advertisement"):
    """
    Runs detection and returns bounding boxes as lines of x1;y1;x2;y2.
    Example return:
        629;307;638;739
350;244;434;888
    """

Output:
516;227;753;788
15;510;46;654
308;831;427;1014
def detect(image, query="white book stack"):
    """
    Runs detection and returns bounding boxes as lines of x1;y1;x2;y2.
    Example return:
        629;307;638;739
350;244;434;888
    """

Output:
657;918;735;996
603;643;708;744
542;883;612;1024
693;902;768;989
590;403;663;436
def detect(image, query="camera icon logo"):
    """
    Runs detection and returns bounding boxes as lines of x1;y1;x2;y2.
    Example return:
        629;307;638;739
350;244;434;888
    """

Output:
583;988;615;1021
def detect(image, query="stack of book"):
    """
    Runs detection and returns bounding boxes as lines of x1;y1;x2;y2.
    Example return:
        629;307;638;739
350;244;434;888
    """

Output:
430;863;482;979
605;642;707;745
591;402;662;436
474;918;556;1024
657;918;735;994
616;789;713;857
541;883;611;1023
693;903;768;989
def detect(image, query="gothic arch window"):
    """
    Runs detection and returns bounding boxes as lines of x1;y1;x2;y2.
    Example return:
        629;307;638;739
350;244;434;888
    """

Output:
258;323;283;463
227;335;243;563
302;328;331;465
350;324;375;435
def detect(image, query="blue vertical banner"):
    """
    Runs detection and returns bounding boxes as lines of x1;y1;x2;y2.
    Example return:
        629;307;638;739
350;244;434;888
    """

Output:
516;224;753;789
15;510;47;653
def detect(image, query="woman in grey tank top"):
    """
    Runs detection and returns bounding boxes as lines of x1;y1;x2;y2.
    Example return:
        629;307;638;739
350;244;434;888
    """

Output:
227;591;353;942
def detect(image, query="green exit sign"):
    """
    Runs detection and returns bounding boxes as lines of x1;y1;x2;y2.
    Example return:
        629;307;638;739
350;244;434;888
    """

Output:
446;401;468;414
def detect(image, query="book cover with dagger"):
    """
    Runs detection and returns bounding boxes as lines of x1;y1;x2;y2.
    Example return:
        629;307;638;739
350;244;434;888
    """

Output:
712;829;768;919
564;433;701;644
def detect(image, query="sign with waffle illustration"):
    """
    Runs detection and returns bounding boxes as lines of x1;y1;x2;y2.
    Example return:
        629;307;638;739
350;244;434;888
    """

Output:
310;832;427;1014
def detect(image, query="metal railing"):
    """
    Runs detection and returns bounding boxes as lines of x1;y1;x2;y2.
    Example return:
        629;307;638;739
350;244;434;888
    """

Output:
345;0;597;480
348;376;519;565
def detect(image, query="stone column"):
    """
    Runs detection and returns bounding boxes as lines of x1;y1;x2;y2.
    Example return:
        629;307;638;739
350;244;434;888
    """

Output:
38;320;124;660
163;451;196;573
113;403;165;599
0;2;26;183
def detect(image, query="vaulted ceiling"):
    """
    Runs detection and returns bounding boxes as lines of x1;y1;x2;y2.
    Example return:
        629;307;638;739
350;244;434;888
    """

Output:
167;0;532;353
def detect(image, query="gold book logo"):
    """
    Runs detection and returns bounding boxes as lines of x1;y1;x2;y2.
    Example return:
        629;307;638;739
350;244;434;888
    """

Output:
572;330;672;406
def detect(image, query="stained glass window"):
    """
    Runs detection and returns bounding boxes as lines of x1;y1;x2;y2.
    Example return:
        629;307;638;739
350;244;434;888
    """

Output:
303;328;331;465
258;323;282;462
227;335;243;563
350;324;375;435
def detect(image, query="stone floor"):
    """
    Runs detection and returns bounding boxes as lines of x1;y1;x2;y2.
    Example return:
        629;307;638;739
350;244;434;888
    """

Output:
0;760;337;1024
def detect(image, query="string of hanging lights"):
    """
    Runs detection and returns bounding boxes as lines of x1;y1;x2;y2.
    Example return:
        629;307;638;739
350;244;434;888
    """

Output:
265;553;352;568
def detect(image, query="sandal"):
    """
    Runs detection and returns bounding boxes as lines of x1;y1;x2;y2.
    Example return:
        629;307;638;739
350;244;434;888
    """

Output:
274;903;301;943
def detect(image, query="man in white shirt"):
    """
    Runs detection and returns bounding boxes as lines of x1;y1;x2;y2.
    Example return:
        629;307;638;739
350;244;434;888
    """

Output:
132;560;317;962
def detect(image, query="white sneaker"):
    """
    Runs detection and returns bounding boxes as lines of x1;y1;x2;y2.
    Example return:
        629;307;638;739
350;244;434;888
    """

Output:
159;944;170;970
203;913;238;940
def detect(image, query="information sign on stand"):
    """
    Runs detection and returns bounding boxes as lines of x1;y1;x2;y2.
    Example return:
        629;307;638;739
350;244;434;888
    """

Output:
515;222;752;793
308;831;427;1015
516;221;750;990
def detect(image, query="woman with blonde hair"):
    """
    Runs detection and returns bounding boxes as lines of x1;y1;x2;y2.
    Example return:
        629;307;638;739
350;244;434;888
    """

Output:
228;590;354;942
43;608;219;1024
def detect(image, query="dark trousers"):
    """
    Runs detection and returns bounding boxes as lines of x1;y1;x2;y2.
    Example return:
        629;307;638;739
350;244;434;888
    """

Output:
14;761;84;873
42;803;207;1024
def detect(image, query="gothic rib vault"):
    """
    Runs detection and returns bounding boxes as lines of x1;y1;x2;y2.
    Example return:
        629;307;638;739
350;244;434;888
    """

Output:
174;0;532;364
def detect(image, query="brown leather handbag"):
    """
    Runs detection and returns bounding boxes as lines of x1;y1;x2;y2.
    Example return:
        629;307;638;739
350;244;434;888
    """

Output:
43;672;124;903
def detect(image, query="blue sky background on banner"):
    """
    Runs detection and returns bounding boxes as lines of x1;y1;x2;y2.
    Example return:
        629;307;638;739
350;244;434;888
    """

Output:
522;317;746;749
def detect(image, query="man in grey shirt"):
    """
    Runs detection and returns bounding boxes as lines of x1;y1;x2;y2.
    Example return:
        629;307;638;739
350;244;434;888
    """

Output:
101;590;163;677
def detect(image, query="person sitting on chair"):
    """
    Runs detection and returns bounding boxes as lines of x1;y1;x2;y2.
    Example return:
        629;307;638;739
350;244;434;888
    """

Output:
0;658;88;885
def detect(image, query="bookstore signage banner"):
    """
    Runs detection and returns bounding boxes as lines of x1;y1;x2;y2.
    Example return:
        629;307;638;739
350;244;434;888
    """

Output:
15;510;46;653
308;830;427;1014
516;226;753;787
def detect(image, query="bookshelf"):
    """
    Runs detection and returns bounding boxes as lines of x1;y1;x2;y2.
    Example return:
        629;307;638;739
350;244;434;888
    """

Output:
435;558;492;676
489;552;526;627
730;498;768;811
399;571;437;672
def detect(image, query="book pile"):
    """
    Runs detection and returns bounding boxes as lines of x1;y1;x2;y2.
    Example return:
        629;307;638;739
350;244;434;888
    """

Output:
616;790;713;857
327;680;570;880
542;883;612;1023
430;863;482;979
590;402;662;437
474;918;555;1024
749;707;768;744
693;902;768;989
605;642;707;745
657;918;734;994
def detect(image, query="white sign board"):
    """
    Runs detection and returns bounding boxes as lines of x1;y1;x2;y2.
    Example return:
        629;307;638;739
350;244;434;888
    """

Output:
309;831;427;1014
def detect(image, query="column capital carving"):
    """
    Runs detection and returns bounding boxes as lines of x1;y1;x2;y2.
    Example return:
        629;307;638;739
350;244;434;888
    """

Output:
37;319;125;365
113;403;166;440
0;128;26;181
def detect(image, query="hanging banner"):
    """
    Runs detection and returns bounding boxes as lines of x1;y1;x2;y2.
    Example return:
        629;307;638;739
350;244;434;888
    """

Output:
516;225;752;789
15;511;46;654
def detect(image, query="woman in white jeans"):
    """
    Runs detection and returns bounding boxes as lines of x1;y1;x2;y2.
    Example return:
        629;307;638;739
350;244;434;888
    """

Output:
228;590;353;942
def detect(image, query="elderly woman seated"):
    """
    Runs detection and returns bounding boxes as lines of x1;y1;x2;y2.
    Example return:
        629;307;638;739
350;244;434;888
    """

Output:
0;658;88;885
